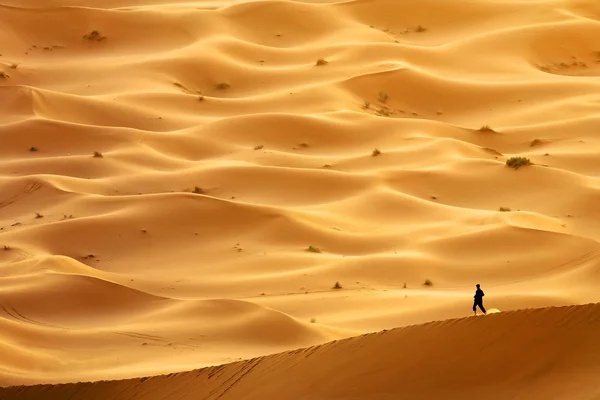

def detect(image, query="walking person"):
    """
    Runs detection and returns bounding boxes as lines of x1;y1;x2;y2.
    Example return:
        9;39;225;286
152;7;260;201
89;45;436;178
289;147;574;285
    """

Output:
473;284;486;316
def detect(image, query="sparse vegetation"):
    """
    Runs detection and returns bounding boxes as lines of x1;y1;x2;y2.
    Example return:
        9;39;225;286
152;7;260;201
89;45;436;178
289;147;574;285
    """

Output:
0;72;9;79
10;64;18;69
83;31;106;41
478;125;495;133
378;91;388;103
499;207;511;212
3;245;10;251
506;156;532;169
29;146;38;152
254;144;264;150
299;142;309;148
333;281;342;289
93;151;103;158
216;82;230;90
363;100;370;109
376;108;392;117
192;186;204;194
198;95;204;102
423;279;433;286
310;317;317;323
415;25;428;33
307;245;321;253
316;59;328;66
35;212;44;219
372;148;381;157
530;139;543;147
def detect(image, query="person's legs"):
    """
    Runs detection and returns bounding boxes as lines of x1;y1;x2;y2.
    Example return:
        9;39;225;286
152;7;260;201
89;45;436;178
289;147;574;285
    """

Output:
477;302;486;315
473;301;477;315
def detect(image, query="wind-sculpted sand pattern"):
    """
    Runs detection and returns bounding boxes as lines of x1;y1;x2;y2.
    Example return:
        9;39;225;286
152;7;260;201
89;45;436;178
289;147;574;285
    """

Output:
1;0;600;386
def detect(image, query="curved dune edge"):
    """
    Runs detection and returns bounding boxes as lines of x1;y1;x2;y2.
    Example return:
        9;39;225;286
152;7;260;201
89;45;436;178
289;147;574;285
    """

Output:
1;303;599;400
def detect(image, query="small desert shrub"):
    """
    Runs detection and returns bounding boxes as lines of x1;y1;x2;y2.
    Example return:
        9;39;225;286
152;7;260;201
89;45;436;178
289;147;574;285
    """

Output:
378;91;388;103
363;100;370;109
307;245;321;253
506;156;532;169
530;139;543;147
198;95;205;102
299;142;309;148
0;72;8;79
478;125;495;133
415;25;427;33
192;186;204;194
216;82;230;90
310;317;317;323
333;281;342;289
423;279;433;286
3;245;10;251
10;64;18;69
83;31;106;41
316;59;328;66
499;207;511;212
376;108;392;117
93;151;103;158
254;144;264;150
372;148;381;157
35;212;44;219
29;146;38;152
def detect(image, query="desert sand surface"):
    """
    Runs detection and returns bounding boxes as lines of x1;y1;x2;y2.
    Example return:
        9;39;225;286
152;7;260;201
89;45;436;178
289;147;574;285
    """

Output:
2;304;600;400
2;0;600;394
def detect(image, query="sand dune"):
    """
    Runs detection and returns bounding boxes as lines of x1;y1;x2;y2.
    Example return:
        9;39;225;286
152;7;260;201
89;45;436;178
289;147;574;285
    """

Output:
2;304;600;399
2;0;600;393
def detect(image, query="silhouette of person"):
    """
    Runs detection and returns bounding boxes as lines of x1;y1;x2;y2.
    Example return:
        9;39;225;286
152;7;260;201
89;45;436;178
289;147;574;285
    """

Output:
473;284;486;316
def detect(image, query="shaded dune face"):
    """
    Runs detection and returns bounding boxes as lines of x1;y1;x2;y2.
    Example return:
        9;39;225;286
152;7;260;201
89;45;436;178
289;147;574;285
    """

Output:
2;304;600;400
2;0;600;389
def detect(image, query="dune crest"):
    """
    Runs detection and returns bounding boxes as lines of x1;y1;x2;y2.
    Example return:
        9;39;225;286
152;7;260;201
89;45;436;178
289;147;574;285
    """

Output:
2;304;600;399
2;0;600;392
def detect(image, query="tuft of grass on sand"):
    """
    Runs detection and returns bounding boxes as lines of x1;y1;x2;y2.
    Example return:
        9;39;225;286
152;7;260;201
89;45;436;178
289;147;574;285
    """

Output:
29;146;38;152
333;281;342;289
0;72;9;79
254;144;264;150
310;317;317;323
216;82;230;90
415;25;427;33
423;279;433;286
3;245;10;251
192;186;204;194
35;212;44;219
478;125;495;133
506;156;532;169
530;139;544;147
307;245;321;253
499;207;511;212
378;92;388;103
93;151;103;158
372;148;381;157
316;59;328;66
363;100;370;109
83;31;106;41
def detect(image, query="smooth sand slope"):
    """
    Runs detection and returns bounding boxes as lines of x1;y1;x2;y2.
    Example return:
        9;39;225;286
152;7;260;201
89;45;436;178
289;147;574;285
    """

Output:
2;0;600;389
3;304;600;400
